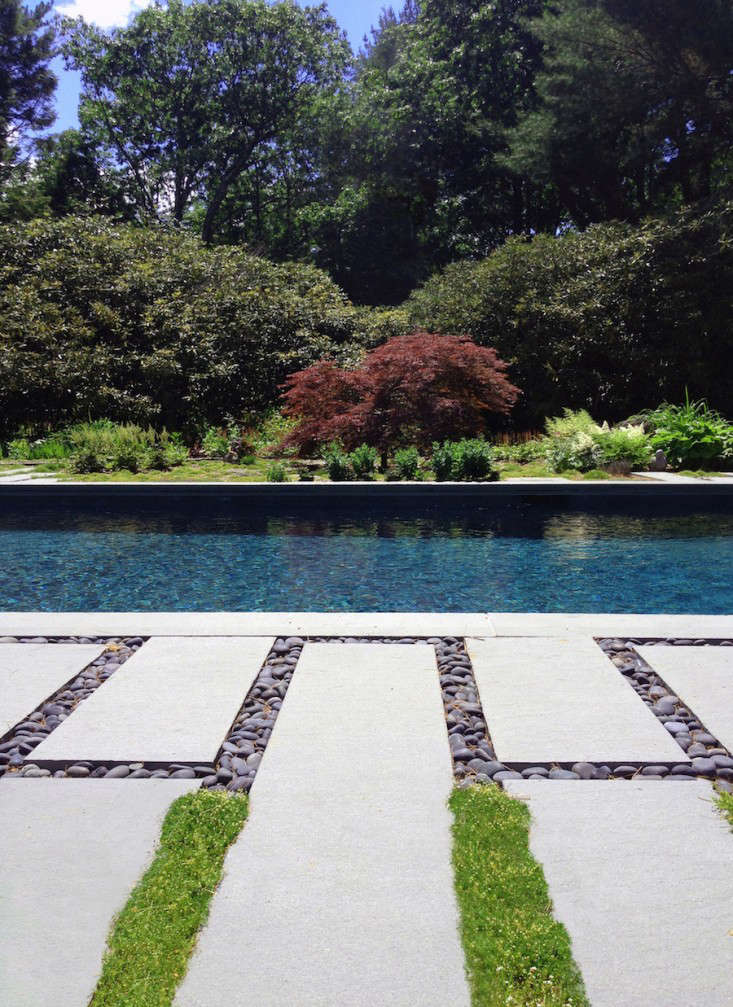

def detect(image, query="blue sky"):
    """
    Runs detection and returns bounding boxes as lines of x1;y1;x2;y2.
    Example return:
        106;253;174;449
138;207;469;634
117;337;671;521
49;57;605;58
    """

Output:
51;0;387;132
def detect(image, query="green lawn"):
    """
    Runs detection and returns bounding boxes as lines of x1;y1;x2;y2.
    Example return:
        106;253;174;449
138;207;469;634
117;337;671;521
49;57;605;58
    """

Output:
451;785;588;1007
91;790;248;1007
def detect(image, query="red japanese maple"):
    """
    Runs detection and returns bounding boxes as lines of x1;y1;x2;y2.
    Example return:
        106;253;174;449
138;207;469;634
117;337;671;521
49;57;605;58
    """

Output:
281;331;520;455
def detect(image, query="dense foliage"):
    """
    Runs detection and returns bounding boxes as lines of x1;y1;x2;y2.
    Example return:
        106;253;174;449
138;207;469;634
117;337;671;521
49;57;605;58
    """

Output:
282;332;520;457
0;217;378;436
408;201;733;426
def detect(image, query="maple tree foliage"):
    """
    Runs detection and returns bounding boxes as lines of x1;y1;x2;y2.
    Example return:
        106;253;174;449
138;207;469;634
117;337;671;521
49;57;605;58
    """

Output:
281;331;520;455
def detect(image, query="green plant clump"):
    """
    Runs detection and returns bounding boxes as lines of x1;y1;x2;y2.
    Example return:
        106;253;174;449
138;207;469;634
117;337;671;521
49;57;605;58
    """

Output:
451;785;588;1007
323;443;353;481
718;790;733;828
394;446;421;480
646;398;733;470
91;790;248;1007
266;462;288;483
349;443;379;479
432;439;495;481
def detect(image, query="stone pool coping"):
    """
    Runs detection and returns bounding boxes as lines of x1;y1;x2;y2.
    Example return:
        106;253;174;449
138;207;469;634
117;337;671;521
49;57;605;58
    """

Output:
1;478;733;498
2;612;733;637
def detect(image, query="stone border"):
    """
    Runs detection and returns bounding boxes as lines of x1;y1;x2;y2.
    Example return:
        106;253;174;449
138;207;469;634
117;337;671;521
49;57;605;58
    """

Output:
2;480;732;500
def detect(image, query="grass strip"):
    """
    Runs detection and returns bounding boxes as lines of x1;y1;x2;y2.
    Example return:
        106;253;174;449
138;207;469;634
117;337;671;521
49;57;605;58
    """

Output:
450;784;589;1007
718;789;733;828
91;790;248;1007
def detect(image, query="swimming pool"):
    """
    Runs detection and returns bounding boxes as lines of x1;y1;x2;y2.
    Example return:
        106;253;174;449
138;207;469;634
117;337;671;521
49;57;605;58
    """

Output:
1;495;732;613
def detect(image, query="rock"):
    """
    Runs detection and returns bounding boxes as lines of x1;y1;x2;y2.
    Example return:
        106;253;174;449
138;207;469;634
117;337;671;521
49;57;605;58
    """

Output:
612;765;637;778
664;722;687;735
571;762;596;780
649;448;668;471
66;765;90;778
494;770;522;781
691;757;717;776
670;763;696;775
640;765;669;777
653;699;678;716
549;769;580;780
171;768;196;779
106;765;130;779
522;767;549;778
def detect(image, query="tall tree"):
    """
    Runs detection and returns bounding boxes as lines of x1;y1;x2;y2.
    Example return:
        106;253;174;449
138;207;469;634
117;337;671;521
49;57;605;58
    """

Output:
0;1;56;176
63;0;349;241
505;0;733;224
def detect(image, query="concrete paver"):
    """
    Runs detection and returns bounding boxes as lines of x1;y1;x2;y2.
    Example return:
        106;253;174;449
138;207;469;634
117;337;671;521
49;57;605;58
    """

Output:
637;644;733;752
175;642;470;1007
486;613;733;638
0;778;198;1007
0;643;104;737
466;636;686;763
0;612;496;638
504;780;733;1007
31;636;273;763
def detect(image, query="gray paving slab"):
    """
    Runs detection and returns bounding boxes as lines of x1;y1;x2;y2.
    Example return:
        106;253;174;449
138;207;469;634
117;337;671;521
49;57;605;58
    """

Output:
486;612;733;638
504;780;733;1007
32;636;273;763
466;636;686;763
637;645;733;752
0;643;105;737
0;611;496;637
0;778;198;1007
175;642;470;1007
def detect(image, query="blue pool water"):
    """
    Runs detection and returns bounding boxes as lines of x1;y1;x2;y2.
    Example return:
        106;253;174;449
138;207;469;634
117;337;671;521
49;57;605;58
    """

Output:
1;498;732;612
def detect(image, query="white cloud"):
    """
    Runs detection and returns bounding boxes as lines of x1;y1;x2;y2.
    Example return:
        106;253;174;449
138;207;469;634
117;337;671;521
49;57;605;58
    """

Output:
56;1;155;29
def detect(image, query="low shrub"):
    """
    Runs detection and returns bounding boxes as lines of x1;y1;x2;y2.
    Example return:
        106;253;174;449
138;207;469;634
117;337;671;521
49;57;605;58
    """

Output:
323;443;352;481
546;431;603;473
645;398;733;470
492;439;545;463
394;446;421;480
201;426;232;459
595;425;652;472
452;439;495;481
431;441;456;481
266;463;288;483
349;443;379;480
71;449;106;474
431;439;495;481
6;438;31;459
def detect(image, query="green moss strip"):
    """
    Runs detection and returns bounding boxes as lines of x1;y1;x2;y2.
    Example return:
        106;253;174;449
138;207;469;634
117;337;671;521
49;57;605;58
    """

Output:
450;785;589;1007
718;789;733;828
91;790;248;1007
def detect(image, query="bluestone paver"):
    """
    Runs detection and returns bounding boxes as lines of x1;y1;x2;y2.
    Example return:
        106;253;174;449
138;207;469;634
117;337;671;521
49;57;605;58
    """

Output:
504;780;733;1007
0;611;495;637
0;643;104;737
637;644;733;752
466;636;686;763
175;642;470;1007
0;778;198;1007
31;636;273;763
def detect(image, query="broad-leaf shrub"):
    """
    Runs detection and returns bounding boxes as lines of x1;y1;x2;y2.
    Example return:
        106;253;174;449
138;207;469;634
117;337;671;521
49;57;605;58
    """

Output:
408;201;733;426
348;444;379;479
0;217;387;437
646;400;733;470
431;439;495;481
283;332;520;455
394;446;421;480
323;443;352;481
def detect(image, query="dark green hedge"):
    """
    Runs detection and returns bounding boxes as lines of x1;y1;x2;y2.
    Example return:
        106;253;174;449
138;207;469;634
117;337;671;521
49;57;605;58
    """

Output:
0;217;401;436
407;200;733;427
